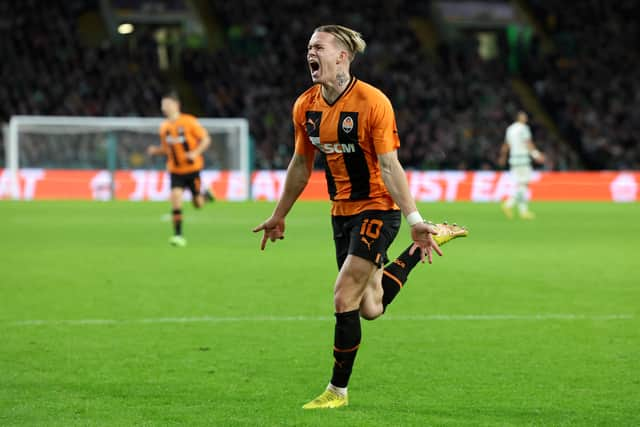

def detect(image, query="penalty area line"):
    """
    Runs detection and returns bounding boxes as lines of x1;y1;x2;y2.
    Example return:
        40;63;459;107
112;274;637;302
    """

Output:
4;313;635;327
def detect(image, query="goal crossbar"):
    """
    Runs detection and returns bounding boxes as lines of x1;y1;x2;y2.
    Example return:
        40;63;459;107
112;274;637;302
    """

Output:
5;115;250;200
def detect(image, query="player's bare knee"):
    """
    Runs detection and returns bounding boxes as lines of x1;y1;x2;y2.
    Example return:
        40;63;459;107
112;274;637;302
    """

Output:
333;263;370;311
333;283;363;312
333;291;357;312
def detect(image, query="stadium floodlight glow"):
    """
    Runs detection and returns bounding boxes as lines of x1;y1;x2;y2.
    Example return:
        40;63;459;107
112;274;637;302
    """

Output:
118;23;135;35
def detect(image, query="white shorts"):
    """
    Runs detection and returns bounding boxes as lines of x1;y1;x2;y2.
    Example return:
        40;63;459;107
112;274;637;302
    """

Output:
510;165;532;184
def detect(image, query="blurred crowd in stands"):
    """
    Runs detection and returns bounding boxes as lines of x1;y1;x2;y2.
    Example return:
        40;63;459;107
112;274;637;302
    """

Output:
526;0;639;170
0;0;636;170
0;0;166;167
0;0;165;119
182;0;579;171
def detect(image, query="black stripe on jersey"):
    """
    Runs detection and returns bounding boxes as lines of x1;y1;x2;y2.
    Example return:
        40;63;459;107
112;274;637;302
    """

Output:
338;112;370;199
323;158;337;200
305;111;322;138
306;111;336;199
178;127;194;164
166;130;180;165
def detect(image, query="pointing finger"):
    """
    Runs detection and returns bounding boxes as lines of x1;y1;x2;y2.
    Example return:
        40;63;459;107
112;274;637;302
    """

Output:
260;233;268;250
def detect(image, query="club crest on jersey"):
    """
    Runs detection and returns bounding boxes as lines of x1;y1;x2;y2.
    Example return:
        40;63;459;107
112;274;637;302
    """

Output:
342;116;354;133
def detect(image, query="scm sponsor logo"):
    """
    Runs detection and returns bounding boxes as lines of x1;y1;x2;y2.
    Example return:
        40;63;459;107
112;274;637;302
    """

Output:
166;136;186;144
318;143;356;154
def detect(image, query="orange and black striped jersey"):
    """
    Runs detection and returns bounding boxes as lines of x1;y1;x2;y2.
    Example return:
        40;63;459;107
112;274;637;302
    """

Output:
159;113;207;174
293;77;400;216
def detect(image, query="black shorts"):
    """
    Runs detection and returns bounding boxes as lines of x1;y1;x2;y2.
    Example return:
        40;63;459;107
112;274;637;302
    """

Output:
170;171;202;195
332;210;401;270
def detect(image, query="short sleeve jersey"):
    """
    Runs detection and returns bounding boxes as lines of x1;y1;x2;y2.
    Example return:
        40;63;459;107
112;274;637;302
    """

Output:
159;113;207;174
293;78;400;216
505;121;533;167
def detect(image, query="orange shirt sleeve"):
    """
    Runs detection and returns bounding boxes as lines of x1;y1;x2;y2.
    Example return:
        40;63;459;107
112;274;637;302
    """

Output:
293;95;316;157
188;116;206;141
369;91;400;155
159;123;168;153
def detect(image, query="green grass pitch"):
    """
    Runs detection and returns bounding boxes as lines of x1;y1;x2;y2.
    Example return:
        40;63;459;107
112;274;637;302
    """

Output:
1;200;639;426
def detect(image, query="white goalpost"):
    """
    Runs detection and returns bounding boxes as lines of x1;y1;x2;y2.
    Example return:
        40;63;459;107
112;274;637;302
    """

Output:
4;115;250;200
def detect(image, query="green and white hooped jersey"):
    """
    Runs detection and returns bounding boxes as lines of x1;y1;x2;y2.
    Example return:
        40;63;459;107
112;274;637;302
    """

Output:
505;122;532;167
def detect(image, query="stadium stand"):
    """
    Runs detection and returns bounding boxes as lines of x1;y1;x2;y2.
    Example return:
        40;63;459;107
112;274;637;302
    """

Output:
0;1;166;120
525;0;640;169
0;0;632;171
0;0;168;167
187;0;580;170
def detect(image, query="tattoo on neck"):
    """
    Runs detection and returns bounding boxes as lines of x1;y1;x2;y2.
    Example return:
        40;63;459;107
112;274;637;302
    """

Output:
336;72;349;88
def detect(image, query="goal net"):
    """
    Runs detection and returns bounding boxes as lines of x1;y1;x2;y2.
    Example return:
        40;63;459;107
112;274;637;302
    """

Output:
3;116;250;200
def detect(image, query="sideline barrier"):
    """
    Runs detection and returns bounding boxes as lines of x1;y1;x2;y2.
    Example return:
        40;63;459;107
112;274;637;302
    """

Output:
0;169;638;202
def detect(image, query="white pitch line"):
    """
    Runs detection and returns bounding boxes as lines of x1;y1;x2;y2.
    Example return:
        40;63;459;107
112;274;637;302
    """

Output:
4;313;634;327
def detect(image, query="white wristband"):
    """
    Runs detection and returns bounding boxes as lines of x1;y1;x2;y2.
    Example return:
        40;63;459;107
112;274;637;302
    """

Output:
531;149;542;160
406;211;424;227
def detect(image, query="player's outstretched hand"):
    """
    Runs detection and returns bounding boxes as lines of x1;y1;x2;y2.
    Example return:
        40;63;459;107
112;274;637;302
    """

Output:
253;216;285;250
409;221;443;264
147;145;163;156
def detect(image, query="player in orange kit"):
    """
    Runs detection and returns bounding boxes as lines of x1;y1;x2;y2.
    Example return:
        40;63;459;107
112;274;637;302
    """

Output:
147;91;213;246
252;25;467;408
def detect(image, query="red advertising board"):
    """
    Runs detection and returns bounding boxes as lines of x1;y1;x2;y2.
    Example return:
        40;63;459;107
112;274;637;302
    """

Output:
0;169;638;202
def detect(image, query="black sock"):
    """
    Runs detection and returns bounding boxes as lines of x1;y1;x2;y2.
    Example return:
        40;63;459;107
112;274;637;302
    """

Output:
202;187;214;201
330;309;361;388
381;244;422;311
172;209;182;235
